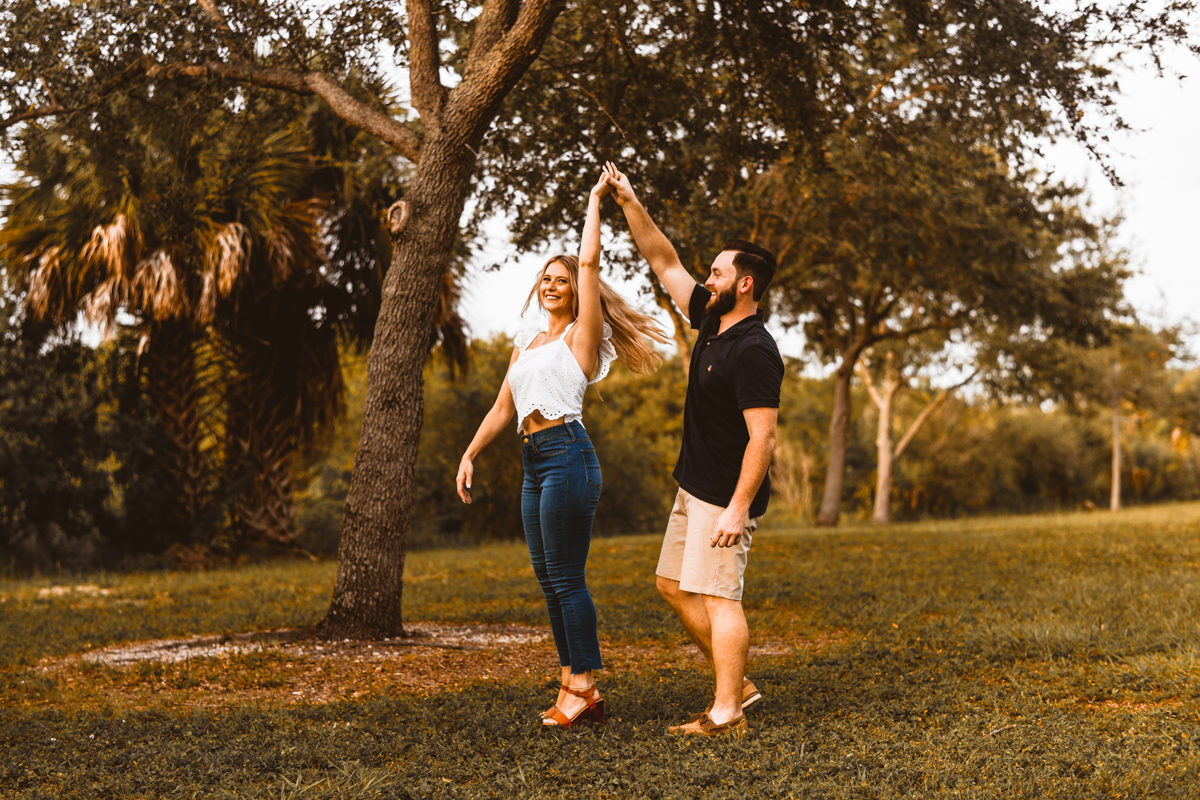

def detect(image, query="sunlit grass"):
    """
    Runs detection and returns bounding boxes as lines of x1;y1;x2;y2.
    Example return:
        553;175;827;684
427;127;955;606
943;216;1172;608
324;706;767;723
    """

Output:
2;502;1199;798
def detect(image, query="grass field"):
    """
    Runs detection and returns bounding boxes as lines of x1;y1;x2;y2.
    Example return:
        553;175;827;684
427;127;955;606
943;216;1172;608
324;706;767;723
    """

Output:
2;504;1199;798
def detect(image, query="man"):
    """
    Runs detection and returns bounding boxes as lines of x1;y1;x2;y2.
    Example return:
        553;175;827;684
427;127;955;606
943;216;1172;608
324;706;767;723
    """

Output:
605;166;783;737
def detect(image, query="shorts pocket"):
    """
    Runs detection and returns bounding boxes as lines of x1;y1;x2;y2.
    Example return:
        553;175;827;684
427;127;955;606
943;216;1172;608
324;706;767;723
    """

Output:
581;448;602;489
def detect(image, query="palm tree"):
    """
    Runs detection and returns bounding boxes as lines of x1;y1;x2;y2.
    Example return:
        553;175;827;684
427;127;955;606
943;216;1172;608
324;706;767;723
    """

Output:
1;90;341;547
2;84;470;552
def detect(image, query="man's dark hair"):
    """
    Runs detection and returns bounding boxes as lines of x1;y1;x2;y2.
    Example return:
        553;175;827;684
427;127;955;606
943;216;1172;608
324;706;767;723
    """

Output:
723;239;777;301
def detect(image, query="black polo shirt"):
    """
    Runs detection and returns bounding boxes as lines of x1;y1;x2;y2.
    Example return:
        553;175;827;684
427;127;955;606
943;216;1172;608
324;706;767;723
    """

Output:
673;284;784;518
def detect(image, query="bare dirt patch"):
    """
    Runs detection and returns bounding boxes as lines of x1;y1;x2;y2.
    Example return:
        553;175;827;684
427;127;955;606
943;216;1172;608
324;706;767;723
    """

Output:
20;623;851;713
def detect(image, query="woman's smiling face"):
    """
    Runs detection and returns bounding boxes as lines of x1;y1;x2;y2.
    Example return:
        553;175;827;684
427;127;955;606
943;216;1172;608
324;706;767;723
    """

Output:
540;260;575;313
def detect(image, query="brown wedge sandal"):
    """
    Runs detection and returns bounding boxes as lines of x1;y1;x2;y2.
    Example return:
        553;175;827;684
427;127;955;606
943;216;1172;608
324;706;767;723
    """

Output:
542;683;605;728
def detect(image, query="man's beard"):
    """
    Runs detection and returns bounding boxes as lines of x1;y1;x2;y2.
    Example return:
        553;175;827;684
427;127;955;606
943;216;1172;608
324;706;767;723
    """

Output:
705;286;737;317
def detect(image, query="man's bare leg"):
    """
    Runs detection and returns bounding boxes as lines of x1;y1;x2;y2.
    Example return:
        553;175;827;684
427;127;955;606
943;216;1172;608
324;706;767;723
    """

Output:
656;576;714;666
704;595;749;725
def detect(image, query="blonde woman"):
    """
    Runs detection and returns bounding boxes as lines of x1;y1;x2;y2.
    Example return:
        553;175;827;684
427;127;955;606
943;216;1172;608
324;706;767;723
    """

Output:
456;164;667;728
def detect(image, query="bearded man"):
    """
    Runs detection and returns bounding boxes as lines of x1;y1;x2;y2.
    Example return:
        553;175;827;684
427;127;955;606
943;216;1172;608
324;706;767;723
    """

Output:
605;166;784;737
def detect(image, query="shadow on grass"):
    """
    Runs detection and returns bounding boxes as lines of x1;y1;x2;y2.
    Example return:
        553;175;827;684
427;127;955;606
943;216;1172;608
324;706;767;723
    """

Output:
4;641;1198;799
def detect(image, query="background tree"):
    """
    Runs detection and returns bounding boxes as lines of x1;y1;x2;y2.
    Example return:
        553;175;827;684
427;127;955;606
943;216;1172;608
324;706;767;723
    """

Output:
995;322;1185;512
478;3;1190;527
857;336;976;525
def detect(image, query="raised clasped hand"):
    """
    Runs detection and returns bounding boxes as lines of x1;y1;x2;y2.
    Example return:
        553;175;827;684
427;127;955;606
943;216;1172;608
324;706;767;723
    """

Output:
590;168;613;200
601;162;634;206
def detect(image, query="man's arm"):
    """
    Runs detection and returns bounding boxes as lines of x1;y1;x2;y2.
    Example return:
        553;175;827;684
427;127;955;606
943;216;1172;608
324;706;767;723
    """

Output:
711;407;778;548
605;164;700;320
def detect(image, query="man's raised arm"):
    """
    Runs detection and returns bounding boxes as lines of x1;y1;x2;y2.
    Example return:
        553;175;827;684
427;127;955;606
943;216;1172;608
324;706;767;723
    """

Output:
605;165;700;321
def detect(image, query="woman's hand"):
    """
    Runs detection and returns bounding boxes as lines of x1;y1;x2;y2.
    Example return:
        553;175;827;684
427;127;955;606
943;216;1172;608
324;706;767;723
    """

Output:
456;455;474;504
590;168;613;200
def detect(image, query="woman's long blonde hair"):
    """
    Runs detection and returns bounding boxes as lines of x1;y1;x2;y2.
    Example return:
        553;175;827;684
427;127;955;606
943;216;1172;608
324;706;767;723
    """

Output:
522;255;669;375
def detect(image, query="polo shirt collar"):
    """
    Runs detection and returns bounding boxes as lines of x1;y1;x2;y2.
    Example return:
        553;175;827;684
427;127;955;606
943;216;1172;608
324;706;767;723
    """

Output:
712;309;766;338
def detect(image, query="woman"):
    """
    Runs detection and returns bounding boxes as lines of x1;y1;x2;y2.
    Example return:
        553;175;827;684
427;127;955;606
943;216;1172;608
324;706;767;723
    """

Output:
456;164;668;728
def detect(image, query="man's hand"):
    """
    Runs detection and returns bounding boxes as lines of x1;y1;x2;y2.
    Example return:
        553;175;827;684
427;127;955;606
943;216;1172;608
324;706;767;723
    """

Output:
603;162;637;207
710;506;748;548
456;456;474;504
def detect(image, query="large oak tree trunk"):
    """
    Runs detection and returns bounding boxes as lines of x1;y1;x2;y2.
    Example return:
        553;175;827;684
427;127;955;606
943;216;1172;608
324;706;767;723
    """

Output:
319;147;476;639
315;0;567;639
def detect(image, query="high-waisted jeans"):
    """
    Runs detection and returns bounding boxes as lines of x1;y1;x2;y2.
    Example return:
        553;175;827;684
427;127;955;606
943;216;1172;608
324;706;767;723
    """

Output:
520;420;604;673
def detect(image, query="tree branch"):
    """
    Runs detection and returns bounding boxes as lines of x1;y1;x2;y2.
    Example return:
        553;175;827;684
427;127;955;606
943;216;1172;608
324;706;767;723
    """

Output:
892;369;977;460
408;0;448;131
2;61;150;131
465;0;522;76
144;62;422;162
856;355;884;409
196;0;254;61
452;0;566;130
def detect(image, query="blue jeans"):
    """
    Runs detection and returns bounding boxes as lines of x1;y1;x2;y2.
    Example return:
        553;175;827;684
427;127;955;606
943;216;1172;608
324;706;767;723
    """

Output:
521;420;604;673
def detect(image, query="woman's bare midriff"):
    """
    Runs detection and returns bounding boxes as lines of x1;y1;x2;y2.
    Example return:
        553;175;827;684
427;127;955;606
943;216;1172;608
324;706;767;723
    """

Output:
522;410;567;434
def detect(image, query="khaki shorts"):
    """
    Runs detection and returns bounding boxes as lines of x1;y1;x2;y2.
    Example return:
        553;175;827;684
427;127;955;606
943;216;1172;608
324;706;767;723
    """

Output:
655;487;761;601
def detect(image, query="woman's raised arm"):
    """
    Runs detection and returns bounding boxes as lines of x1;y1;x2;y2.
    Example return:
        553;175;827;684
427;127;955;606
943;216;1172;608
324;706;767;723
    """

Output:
568;166;613;379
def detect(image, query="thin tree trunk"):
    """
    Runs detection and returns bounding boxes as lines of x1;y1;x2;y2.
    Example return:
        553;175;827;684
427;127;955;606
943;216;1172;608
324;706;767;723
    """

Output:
816;357;856;526
872;380;897;526
1111;390;1121;512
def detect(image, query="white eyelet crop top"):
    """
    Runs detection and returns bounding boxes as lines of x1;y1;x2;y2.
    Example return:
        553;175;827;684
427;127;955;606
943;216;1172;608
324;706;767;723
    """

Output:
508;321;617;432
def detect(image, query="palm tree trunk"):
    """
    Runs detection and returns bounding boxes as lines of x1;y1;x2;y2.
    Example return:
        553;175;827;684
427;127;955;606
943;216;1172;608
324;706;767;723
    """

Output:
144;321;208;527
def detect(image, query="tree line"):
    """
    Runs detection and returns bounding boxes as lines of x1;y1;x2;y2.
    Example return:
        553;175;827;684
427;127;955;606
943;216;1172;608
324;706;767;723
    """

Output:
1;1;1196;636
290;336;1200;557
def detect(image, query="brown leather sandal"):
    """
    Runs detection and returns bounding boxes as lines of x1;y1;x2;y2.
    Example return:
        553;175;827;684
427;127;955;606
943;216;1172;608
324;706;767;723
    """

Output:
698;712;747;737
542;683;605;728
669;712;748;737
539;684;569;719
693;678;763;721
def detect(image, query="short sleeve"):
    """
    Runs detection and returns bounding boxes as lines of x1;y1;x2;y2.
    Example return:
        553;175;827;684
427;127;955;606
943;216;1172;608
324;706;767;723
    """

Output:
687;284;710;331
588;322;617;385
733;339;785;410
512;329;538;351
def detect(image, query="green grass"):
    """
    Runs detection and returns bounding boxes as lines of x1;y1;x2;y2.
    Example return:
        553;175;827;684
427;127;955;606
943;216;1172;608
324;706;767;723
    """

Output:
3;504;1200;798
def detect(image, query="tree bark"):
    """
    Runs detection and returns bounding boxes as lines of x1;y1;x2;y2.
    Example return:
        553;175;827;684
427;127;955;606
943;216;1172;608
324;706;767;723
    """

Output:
816;356;856;526
320;150;475;639
871;377;898;526
319;0;566;640
144;321;208;525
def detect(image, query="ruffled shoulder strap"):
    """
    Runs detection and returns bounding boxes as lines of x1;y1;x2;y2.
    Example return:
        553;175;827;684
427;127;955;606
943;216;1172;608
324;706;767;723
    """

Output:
589;321;618;385
512;329;540;351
